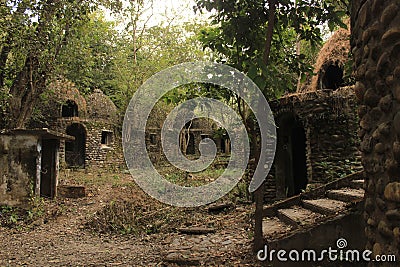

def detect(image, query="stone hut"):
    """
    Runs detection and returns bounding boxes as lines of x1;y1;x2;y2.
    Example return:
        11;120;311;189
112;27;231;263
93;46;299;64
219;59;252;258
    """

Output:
146;116;228;164
144;99;230;165
0;129;73;207
36;80;123;169
265;28;363;201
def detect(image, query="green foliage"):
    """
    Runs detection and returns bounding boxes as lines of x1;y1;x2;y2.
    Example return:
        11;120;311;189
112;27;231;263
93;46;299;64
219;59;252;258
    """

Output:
0;0;210;125
195;0;349;98
0;0;103;128
108;20;208;112
0;90;10;128
55;12;119;95
227;179;252;203
213;127;227;139
0;198;44;229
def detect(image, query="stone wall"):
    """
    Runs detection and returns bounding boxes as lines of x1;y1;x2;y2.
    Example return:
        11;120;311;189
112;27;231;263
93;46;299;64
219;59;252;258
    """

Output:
146;128;166;164
306;92;362;182
85;121;124;170
267;88;362;201
351;0;400;263
0;134;38;207
51;118;125;170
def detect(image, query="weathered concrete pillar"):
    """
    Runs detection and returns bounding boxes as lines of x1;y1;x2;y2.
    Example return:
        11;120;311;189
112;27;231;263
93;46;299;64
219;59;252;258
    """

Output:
351;0;400;264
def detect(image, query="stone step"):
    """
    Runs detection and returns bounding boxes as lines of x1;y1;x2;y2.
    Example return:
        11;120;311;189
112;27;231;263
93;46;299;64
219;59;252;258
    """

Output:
262;217;292;238
277;206;324;228
302;198;348;215
350;179;365;189
326;188;365;202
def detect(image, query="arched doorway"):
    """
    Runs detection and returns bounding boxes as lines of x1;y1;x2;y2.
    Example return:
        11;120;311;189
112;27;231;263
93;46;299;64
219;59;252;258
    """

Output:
65;123;86;168
275;113;308;198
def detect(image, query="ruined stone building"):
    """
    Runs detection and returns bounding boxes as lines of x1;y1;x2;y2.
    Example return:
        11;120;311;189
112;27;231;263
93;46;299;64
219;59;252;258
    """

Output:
35;80;124;170
264;27;363;202
0;80;125;206
146;117;230;164
253;26;369;257
0;129;73;206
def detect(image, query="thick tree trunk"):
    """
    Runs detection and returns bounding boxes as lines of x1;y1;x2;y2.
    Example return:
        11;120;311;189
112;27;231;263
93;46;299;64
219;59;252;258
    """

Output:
4;0;70;129
254;0;277;252
7;56;44;129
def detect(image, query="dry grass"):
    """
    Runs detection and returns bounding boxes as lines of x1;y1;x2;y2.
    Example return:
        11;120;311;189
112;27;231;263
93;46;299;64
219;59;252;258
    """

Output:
84;181;254;236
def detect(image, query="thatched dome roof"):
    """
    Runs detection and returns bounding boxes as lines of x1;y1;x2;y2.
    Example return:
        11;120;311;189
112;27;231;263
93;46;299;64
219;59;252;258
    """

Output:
42;79;87;118
86;89;118;121
299;27;351;93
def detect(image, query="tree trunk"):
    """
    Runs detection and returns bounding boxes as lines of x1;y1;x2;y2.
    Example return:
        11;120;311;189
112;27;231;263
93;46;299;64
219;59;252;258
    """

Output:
5;0;71;129
254;0;277;252
262;0;277;65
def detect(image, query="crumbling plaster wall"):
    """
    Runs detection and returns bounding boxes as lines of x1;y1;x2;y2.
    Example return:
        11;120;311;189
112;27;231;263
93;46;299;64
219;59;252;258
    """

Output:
0;135;39;207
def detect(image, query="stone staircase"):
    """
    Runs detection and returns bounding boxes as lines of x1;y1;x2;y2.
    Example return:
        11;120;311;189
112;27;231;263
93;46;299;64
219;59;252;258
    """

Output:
260;171;366;263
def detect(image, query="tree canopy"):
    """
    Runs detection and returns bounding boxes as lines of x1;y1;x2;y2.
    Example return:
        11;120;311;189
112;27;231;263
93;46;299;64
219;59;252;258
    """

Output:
0;0;99;128
195;0;349;98
0;0;350;129
0;0;209;128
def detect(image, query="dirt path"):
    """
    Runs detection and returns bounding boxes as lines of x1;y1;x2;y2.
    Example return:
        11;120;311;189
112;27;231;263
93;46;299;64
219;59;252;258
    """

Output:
0;184;165;266
0;173;259;266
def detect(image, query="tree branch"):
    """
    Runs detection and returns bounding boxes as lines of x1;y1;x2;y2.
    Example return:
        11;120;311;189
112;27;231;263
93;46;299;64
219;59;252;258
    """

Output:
263;0;277;65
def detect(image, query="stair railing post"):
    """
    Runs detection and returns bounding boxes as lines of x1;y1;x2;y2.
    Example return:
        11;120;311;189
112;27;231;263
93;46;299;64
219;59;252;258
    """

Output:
254;181;265;252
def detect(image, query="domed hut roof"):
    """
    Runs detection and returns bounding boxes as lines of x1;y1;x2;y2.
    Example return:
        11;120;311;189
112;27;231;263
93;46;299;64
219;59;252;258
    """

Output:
299;27;351;93
41;79;87;119
86;89;118;121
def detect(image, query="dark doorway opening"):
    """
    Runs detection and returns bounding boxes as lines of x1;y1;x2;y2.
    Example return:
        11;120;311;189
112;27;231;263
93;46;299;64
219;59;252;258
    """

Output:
219;137;231;154
186;133;196;155
220;138;226;154
150;133;157;145
41;139;58;198
275;113;308;198
62;100;79;117
321;64;343;90
65;124;86;168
